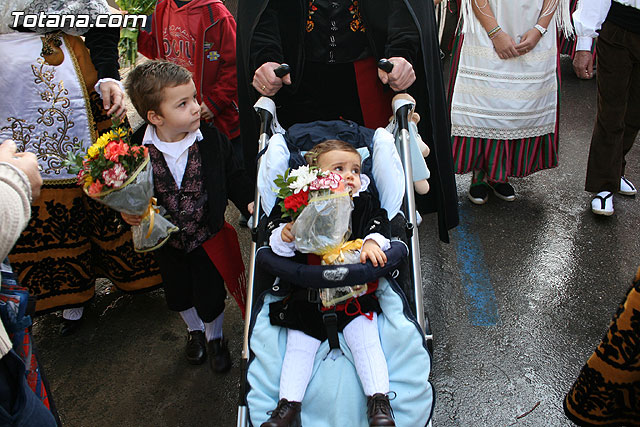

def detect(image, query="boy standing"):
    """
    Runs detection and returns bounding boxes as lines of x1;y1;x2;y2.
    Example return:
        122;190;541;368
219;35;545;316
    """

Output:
138;0;241;151
123;60;253;372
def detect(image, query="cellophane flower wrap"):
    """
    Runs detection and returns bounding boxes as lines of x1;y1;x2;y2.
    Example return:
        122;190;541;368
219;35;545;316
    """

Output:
64;121;178;252
274;165;366;307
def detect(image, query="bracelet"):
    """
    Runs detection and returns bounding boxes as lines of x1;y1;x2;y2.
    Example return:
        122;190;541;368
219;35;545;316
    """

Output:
534;24;547;35
487;25;502;39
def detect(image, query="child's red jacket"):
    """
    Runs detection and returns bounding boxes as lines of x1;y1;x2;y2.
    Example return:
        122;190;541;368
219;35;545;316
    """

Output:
138;0;240;140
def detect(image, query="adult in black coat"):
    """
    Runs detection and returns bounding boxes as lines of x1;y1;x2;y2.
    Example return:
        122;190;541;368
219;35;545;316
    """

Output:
236;0;459;242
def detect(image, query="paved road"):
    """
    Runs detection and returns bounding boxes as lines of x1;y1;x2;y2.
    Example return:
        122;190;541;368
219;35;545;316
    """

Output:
31;56;639;427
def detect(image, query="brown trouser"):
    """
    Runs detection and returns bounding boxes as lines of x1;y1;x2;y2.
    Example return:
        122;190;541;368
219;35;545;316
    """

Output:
585;21;640;193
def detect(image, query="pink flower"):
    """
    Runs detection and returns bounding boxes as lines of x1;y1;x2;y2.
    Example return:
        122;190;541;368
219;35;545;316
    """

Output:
87;180;104;196
309;171;343;191
102;163;128;188
104;140;130;162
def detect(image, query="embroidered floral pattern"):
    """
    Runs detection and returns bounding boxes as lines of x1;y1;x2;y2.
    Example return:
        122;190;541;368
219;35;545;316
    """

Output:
1;56;80;177
306;0;318;32
349;0;365;32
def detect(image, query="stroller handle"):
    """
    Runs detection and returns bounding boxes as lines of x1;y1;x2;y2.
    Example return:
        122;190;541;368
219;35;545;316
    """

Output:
256;240;408;289
274;63;291;78
378;58;394;73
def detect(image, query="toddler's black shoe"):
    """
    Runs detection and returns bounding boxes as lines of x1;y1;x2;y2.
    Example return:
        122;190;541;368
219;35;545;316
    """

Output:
367;393;395;427
208;338;232;373
185;330;207;365
260;399;302;427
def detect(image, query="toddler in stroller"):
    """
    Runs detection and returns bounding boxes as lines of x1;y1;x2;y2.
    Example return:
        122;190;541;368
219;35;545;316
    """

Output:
240;96;433;427
263;139;395;426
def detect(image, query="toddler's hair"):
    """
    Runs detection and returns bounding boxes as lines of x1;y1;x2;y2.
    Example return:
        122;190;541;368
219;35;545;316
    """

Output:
125;60;193;124
304;139;360;166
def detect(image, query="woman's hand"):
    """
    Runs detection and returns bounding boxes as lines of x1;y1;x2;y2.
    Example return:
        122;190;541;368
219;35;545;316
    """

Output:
491;31;519;60
515;28;543;56
121;212;142;226
0;139;42;201
99;80;126;120
253;62;292;96
200;102;213;121
281;222;295;243
360;240;387;267
247;202;255;215
377;57;416;92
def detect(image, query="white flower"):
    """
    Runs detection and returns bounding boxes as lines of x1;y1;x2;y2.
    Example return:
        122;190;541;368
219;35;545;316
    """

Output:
288;165;318;194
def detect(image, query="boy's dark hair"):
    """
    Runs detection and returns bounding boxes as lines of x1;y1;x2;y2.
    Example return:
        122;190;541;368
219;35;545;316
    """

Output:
304;139;360;166
125;60;193;123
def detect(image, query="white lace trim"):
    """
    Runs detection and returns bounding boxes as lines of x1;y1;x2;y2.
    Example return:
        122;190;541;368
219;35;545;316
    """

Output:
452;104;557;118
462;44;556;63
451;124;556;140
457;65;556;82
454;82;557;101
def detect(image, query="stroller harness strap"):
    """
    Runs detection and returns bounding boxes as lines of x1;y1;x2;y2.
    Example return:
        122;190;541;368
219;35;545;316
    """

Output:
290;280;379;349
322;310;340;349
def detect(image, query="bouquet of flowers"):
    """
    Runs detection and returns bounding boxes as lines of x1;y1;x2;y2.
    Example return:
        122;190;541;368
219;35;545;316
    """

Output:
274;165;353;254
274;165;366;307
64;120;178;252
115;0;156;67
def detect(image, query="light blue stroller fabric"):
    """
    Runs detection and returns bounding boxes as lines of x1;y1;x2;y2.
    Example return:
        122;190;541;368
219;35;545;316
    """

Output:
246;278;434;426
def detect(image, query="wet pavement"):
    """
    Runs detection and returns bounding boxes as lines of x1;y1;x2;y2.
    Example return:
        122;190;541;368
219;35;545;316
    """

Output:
30;56;639;427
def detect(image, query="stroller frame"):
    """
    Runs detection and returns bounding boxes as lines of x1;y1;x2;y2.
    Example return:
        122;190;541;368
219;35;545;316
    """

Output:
236;95;429;427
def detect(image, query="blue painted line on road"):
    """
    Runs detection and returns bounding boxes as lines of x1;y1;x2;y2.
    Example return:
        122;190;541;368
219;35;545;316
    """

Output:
453;206;500;326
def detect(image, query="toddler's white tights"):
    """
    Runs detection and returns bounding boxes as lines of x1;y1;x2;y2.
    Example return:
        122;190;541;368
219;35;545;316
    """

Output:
279;313;389;402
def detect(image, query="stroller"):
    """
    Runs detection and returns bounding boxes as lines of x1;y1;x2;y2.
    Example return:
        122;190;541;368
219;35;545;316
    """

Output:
236;91;434;427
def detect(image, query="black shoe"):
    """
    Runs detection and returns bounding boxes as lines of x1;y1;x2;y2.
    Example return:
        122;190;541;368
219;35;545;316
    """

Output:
468;183;489;205
60;318;82;337
208;338;231;373
489;181;515;201
260;399;302;427
367;393;395;427
186;330;207;365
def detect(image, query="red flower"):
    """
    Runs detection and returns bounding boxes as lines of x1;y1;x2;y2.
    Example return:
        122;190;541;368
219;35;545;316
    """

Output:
284;190;309;213
87;180;104;196
104;140;130;162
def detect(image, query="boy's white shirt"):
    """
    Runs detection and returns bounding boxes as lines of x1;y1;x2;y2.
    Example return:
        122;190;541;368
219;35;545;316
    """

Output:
142;125;203;189
269;173;391;257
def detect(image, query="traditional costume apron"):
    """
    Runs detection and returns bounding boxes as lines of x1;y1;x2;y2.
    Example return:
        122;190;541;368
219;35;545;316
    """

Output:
0;32;162;313
449;0;570;182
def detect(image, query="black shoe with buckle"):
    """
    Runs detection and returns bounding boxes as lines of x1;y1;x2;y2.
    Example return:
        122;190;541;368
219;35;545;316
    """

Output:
489;181;515;201
260;399;302;427
185;330;207;365
208;338;232;373
367;393;395;427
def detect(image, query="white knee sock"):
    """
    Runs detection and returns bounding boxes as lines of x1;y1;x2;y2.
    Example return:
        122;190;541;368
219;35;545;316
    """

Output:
280;329;321;402
179;307;204;332
343;313;389;396
62;307;84;321
204;312;224;342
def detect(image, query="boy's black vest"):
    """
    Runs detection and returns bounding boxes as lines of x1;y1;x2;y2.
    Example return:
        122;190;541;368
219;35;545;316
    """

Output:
147;143;212;252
